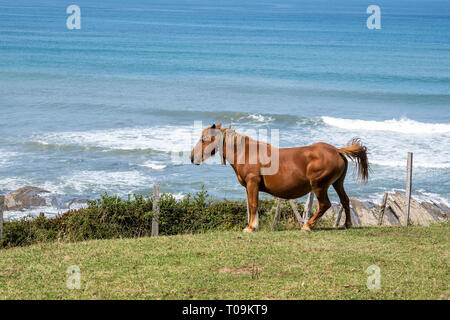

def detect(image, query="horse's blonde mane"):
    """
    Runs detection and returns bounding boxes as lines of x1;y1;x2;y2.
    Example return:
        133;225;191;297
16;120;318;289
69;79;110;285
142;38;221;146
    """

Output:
222;128;248;149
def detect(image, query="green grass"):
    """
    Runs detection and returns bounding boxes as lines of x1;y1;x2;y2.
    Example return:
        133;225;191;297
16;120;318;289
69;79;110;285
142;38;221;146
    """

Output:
0;223;448;300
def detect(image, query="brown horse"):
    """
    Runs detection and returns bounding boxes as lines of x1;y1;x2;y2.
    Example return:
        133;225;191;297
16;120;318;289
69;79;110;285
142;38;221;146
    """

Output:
191;122;369;232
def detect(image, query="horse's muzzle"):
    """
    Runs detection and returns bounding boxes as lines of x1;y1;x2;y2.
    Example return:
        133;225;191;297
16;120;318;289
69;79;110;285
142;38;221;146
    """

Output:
191;154;200;165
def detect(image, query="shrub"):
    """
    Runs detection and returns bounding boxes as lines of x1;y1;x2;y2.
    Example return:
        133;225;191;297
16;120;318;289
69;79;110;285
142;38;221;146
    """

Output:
0;215;64;248
0;187;306;249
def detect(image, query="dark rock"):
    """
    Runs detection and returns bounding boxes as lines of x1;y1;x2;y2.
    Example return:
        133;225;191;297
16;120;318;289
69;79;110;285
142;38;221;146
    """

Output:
4;186;50;211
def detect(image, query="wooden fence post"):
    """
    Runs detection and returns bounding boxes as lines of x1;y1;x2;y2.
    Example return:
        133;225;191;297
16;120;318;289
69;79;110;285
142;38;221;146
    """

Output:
405;152;413;226
378;192;389;226
151;185;160;237
304;192;314;222
271;198;282;231
333;205;344;227
272;194;315;230
289;200;303;226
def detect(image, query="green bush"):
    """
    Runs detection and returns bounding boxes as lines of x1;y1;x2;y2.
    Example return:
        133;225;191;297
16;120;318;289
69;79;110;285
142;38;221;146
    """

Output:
0;187;306;249
1;214;64;248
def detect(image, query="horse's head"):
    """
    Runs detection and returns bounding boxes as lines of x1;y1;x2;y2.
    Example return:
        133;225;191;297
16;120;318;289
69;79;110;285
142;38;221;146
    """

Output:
191;122;223;165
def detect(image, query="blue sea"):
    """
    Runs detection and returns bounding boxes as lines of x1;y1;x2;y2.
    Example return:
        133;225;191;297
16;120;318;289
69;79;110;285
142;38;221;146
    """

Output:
1;0;449;219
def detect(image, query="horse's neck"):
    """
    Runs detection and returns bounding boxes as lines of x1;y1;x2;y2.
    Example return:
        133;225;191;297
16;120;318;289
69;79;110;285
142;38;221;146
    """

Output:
222;130;244;168
222;130;271;169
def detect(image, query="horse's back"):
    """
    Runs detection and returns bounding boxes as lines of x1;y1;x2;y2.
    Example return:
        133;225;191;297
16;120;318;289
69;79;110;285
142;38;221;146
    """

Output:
279;142;339;163
278;142;345;183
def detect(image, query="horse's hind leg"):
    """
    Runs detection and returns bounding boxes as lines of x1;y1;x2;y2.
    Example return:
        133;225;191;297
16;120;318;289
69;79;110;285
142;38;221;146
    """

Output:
332;175;352;229
301;186;331;232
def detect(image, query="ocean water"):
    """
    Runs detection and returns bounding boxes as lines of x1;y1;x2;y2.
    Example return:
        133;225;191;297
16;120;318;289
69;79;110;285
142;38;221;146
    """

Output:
1;0;449;219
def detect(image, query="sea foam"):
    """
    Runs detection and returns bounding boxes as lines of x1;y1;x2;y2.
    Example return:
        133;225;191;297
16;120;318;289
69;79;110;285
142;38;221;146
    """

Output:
138;161;167;170
370;159;450;169
31;126;197;152
321;117;450;134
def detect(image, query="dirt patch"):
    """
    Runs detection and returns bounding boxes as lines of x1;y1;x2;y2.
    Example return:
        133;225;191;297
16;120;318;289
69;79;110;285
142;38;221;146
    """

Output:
219;267;253;275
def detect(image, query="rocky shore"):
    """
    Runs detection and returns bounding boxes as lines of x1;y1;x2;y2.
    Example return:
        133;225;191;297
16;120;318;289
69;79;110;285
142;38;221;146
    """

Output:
1;186;50;211
0;186;87;220
319;192;449;227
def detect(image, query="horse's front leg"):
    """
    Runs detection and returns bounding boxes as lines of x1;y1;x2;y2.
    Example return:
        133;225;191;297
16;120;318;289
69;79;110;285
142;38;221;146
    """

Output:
244;179;260;233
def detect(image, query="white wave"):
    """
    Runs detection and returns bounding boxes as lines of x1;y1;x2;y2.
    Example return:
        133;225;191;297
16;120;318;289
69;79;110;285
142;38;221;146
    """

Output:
171;192;185;200
0;170;154;201
62;170;152;194
32;126;197;152
3;206;62;221
138;161;167;170
413;190;450;207
31;123;285;155
370;159;450;169
18;170;153;197
0;177;30;192
67;201;88;211
321;116;450;134
3;199;89;221
246;114;274;123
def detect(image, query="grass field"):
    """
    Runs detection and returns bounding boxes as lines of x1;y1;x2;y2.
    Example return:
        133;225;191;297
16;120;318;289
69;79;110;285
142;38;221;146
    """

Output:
0;223;448;300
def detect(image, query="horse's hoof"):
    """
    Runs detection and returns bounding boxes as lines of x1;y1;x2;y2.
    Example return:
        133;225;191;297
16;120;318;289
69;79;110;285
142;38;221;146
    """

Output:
301;225;311;232
243;227;255;233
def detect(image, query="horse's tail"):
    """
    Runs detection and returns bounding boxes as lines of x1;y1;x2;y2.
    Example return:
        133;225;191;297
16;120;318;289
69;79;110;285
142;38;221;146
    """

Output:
338;138;369;184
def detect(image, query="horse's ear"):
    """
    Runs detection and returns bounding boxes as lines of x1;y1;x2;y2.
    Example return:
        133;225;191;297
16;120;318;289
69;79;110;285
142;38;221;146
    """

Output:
217;122;222;129
211;123;216;129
